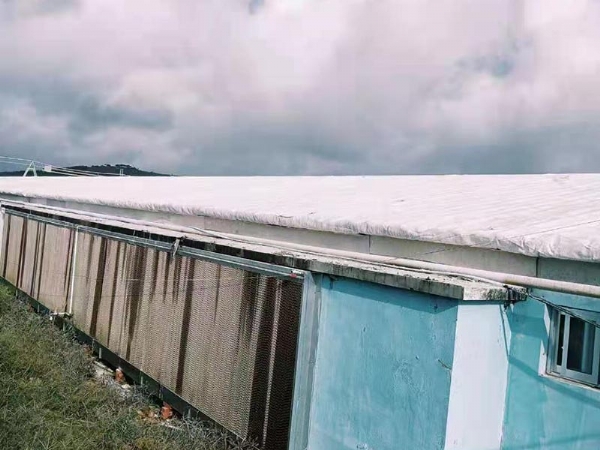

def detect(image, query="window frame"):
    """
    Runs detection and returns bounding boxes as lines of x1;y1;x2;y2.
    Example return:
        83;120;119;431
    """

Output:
547;307;600;387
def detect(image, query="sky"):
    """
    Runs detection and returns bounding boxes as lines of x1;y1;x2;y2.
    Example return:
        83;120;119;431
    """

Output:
1;0;600;175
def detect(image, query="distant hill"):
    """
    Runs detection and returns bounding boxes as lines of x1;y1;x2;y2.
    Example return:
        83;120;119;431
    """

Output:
0;164;170;177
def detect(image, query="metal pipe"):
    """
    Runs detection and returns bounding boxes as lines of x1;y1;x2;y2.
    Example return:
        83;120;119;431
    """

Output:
367;253;600;298
68;227;79;316
5;199;600;299
186;231;600;299
0;208;5;268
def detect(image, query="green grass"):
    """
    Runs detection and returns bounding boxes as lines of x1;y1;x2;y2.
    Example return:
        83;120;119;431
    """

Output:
0;285;258;450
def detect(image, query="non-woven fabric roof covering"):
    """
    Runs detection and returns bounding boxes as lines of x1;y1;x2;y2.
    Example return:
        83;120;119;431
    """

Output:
0;174;599;262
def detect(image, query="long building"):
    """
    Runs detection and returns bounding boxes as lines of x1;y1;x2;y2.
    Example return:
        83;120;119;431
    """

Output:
0;174;599;450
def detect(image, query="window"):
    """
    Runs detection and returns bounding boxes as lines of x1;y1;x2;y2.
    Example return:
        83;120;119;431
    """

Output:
547;308;600;387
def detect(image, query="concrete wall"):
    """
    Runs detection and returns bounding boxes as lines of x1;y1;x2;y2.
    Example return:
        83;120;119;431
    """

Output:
306;276;458;450
502;291;600;450
444;302;511;450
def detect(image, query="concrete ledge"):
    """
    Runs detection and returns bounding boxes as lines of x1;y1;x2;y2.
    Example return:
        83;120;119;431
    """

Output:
9;195;600;287
0;200;523;302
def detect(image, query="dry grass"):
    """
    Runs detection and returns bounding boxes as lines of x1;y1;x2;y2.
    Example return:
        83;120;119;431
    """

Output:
0;284;259;450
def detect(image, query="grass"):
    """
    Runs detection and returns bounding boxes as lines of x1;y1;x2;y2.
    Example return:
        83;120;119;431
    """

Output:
0;284;259;450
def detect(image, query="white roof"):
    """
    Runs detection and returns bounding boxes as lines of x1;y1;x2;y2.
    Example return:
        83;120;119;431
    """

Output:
1;174;599;262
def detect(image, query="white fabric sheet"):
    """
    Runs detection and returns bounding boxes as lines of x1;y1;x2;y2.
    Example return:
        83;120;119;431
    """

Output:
1;174;599;261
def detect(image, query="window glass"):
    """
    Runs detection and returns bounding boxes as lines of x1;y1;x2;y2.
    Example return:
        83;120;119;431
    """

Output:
566;317;595;375
557;313;565;366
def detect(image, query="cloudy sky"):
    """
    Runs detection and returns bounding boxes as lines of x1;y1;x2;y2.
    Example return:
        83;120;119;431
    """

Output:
1;0;599;175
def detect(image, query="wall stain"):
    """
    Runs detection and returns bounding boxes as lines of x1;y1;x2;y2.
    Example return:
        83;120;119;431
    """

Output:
213;265;221;323
16;218;28;288
2;214;11;277
89;237;109;338
121;242;129;273
85;233;94;282
106;241;122;347
125;245;148;360
63;228;74;293
262;280;302;450
36;223;47;303
162;251;172;302
29;222;41;298
176;258;196;395
64;229;76;308
173;256;183;303
247;276;278;442
239;270;260;349
150;249;160;299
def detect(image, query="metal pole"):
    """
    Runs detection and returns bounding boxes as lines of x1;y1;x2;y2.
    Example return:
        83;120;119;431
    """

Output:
68;227;79;316
22;161;38;177
5;199;600;299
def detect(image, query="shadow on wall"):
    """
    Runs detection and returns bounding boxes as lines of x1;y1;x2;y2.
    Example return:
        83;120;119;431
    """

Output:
506;302;600;408
501;299;600;450
502;434;600;450
324;275;457;315
307;276;458;450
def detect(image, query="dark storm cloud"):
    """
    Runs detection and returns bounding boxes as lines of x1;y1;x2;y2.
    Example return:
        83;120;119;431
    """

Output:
0;76;173;134
174;116;368;175
399;122;600;176
0;0;79;20
1;0;599;175
69;97;173;134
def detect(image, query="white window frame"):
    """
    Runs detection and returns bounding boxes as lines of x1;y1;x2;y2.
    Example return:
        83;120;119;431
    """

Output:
547;307;600;387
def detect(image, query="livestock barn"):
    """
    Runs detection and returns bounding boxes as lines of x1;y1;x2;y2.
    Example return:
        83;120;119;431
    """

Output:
0;175;599;450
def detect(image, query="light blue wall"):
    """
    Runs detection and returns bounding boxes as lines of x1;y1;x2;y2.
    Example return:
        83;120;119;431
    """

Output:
306;276;458;450
502;290;600;450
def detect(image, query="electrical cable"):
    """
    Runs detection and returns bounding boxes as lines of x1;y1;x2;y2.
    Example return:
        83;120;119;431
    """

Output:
0;155;124;177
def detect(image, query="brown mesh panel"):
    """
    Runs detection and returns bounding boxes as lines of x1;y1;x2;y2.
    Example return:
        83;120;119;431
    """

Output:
0;213;7;277
2;214;24;286
1;215;76;311
34;223;75;312
71;231;99;333
2;217;303;450
17;218;38;297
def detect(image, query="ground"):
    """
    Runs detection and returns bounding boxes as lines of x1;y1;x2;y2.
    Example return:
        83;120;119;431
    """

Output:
0;284;257;450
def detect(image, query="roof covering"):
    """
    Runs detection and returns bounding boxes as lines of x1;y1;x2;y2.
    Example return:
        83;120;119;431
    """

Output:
0;174;599;262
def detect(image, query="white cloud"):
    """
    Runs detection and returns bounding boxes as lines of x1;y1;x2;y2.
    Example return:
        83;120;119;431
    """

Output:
0;0;599;174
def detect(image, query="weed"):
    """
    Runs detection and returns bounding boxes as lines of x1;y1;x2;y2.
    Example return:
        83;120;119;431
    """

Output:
0;285;258;450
